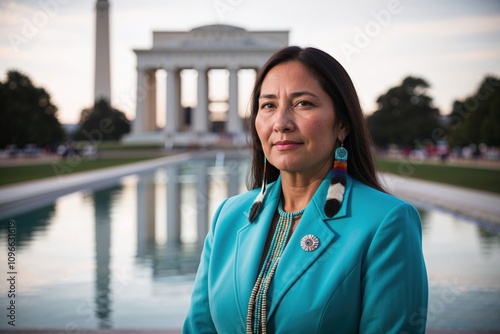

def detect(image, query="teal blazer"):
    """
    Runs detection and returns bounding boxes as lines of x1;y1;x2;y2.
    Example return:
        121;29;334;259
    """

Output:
183;173;428;333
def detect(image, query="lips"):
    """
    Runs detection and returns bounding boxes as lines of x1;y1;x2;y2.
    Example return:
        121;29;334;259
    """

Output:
273;140;302;150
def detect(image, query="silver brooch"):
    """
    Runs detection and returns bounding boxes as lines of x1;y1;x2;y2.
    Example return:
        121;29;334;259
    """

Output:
300;234;319;252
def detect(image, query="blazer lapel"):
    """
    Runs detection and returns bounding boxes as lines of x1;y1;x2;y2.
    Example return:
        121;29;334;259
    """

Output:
267;173;352;318
234;178;282;321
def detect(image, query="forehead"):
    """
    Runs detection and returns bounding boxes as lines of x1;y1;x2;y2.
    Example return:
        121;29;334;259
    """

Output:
261;61;323;93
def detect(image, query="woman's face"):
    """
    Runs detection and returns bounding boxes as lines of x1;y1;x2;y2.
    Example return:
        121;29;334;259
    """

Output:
255;61;347;177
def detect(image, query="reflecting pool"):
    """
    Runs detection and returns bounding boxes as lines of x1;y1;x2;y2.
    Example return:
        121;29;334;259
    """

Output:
0;153;499;330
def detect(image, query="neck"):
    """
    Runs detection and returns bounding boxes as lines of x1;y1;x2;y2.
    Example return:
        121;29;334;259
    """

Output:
279;158;333;212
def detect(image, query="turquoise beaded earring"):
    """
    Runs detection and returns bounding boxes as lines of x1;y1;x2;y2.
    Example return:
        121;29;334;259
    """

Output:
324;142;347;217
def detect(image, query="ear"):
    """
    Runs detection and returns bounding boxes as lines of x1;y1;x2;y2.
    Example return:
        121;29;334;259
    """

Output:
337;123;349;142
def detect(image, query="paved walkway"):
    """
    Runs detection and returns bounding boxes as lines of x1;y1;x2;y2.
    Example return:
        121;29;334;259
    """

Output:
379;173;500;226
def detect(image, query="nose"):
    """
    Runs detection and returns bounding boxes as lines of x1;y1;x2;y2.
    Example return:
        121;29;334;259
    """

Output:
273;105;295;133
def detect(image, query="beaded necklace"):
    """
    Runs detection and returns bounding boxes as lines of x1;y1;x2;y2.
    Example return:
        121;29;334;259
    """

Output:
246;200;305;334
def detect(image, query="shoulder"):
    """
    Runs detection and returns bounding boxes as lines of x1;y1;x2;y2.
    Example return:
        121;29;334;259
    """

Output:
219;187;261;217
216;178;281;219
350;177;412;207
348;177;420;223
209;186;263;234
206;187;266;252
344;178;424;258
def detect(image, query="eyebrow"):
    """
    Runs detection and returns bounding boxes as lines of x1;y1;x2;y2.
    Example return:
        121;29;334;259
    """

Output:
259;91;320;99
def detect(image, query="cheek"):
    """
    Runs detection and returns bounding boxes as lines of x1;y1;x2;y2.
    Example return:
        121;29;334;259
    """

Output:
311;117;333;136
310;116;336;149
255;114;269;141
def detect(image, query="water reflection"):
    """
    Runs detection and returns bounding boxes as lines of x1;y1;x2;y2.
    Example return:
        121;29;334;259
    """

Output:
417;208;430;233
0;204;55;248
477;227;500;254
151;243;203;278
421;209;500;289
134;155;248;280
92;186;122;328
136;173;156;255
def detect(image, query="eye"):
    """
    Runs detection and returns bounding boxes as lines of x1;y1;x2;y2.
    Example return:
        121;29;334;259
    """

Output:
260;102;276;110
295;100;314;107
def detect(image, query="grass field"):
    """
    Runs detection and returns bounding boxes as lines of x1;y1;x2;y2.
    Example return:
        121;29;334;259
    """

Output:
375;158;500;195
0;157;155;186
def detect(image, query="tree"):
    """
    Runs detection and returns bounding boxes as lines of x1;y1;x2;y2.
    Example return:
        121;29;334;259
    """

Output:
0;70;65;149
448;76;500;147
366;76;441;148
74;98;130;141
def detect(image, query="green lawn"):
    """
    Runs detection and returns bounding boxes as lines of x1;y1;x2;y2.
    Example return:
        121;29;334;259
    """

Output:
375;158;500;195
0;157;155;187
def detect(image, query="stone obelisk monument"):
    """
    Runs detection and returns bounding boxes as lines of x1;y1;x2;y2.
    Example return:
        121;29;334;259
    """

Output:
94;0;111;102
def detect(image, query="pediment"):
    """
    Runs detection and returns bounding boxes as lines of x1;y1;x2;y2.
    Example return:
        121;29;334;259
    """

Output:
151;24;288;51
191;24;245;33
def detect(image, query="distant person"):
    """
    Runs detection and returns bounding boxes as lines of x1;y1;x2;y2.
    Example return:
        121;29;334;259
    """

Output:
183;46;428;333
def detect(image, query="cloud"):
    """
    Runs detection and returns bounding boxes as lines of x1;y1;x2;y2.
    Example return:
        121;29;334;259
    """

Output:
395;14;500;37
445;49;500;62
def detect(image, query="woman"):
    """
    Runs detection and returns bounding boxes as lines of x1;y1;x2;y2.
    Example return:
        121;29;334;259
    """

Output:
183;46;428;333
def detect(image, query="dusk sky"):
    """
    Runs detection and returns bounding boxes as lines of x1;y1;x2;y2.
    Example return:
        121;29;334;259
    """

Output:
1;0;499;124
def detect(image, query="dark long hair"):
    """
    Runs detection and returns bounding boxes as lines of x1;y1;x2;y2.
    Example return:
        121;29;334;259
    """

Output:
247;46;384;193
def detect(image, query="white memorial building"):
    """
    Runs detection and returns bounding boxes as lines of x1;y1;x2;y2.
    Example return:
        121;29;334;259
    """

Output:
123;24;289;147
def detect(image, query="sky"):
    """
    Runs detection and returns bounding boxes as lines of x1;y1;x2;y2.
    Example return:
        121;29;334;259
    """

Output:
1;0;499;124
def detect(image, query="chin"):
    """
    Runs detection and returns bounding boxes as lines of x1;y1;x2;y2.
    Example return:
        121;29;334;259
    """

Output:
271;159;303;173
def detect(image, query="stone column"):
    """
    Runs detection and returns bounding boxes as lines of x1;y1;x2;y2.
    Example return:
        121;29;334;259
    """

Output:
174;70;182;129
228;67;240;134
165;67;180;134
132;68;145;135
194;67;208;133
134;68;156;134
144;69;157;132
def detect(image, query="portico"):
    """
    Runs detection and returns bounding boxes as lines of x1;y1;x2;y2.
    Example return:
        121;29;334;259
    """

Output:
123;24;289;146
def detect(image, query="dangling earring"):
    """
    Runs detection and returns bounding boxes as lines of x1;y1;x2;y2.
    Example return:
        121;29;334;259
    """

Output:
324;141;348;217
249;156;267;222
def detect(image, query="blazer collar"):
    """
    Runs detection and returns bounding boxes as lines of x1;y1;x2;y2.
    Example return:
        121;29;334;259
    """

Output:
243;171;352;222
310;170;351;221
236;172;352;322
